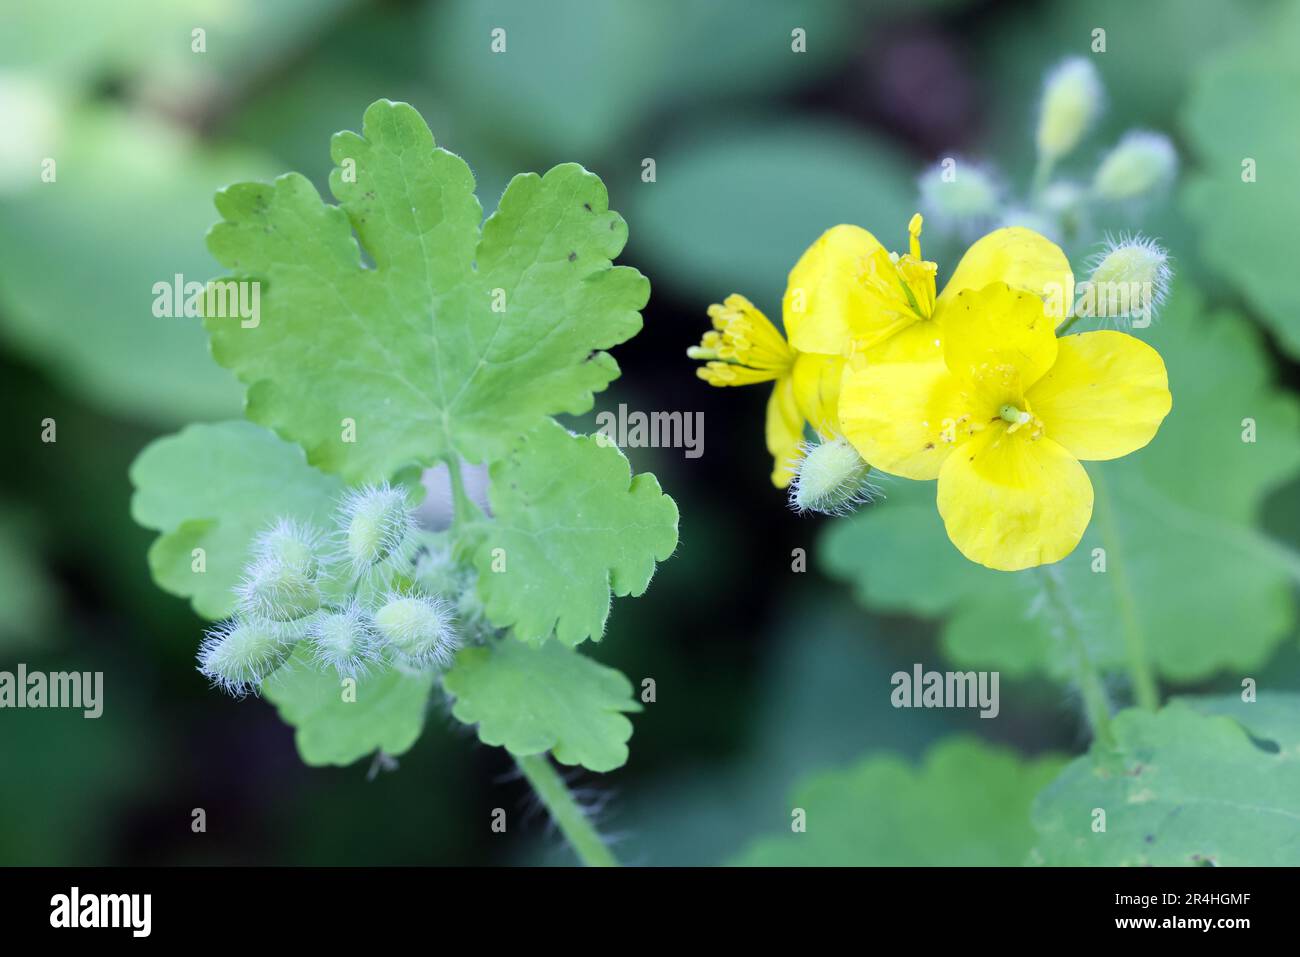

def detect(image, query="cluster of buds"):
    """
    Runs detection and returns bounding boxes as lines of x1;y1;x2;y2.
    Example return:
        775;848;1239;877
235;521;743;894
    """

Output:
198;484;465;696
919;56;1178;262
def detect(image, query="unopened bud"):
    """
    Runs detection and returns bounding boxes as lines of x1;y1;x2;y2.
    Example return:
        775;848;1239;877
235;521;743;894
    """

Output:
790;436;876;516
340;483;414;571
236;554;321;622
1036;57;1103;163
1092;131;1177;201
1085;235;1172;326
253;518;321;579
198;619;296;695
309;601;380;678
374;593;459;669
918;159;1001;230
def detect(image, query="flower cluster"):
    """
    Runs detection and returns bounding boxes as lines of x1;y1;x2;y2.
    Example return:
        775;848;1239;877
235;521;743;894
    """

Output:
689;61;1176;572
918;57;1178;245
198;484;478;695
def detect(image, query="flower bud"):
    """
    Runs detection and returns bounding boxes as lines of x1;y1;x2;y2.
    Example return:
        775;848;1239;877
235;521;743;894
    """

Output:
373;593;459;669
918;159;1001;231
236;554;321;622
340;483;414;571
1084;235;1172;327
790;436;876;516
1036;57;1103;163
1092;131;1177;201
998;206;1061;244
253;518;321;579
413;540;462;596
308;601;379;678
198;619;296;695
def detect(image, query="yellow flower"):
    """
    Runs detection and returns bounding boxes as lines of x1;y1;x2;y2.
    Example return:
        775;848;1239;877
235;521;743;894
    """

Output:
690;293;843;487
838;282;1171;571
783;214;1075;364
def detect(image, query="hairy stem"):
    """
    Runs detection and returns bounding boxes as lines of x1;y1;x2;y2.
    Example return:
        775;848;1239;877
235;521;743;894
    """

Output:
515;752;619;867
1092;470;1159;711
1039;565;1114;747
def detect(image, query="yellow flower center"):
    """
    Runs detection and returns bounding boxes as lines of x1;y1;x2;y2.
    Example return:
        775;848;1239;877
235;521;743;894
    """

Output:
691;293;794;386
849;214;939;358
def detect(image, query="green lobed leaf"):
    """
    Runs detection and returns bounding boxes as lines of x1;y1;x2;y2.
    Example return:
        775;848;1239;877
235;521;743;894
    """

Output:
262;647;436;767
470;420;679;645
204;98;649;484
1182;0;1300;357
1032;695;1300;866
821;285;1300;682
733;737;1066;866
443;638;641;773
129;420;344;620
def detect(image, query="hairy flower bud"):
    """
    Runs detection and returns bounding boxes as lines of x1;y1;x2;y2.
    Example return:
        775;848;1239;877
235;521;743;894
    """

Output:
308;601;379;678
790;436;876;516
340;483;414;572
236;553;321;622
1092;130;1177;201
373;593;459;669
413;540;462;596
1083;235;1172;326
198;619;296;695
999;206;1061;244
918;159;1001;231
253;517;321;579
1036;57;1102;163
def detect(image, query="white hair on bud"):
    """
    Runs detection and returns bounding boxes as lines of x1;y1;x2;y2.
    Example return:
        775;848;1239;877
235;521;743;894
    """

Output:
197;619;297;697
252;516;323;579
373;591;461;670
1084;233;1173;328
1036;56;1104;163
1093;130;1178;202
235;551;322;622
308;599;381;679
789;436;881;517
335;482;417;574
917;157;1003;237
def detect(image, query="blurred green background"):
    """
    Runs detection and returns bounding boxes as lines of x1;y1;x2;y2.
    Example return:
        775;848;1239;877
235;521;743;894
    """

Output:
1;0;1297;865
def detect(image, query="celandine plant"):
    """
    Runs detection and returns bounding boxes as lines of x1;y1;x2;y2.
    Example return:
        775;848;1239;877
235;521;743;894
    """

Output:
696;58;1300;867
130;100;678;866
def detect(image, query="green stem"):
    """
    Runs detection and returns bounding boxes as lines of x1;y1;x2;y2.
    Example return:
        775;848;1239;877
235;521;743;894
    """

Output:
1055;314;1082;336
1092;470;1159;711
1031;153;1054;201
444;456;481;530
515;753;619;867
1039;565;1114;747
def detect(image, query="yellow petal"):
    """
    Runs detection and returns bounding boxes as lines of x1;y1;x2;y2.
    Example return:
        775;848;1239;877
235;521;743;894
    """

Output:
936;226;1075;326
783;224;891;355
765;375;804;488
854;317;944;365
791;352;844;437
839;359;968;480
937;427;1093;571
942;283;1059;407
1028;330;1172;461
